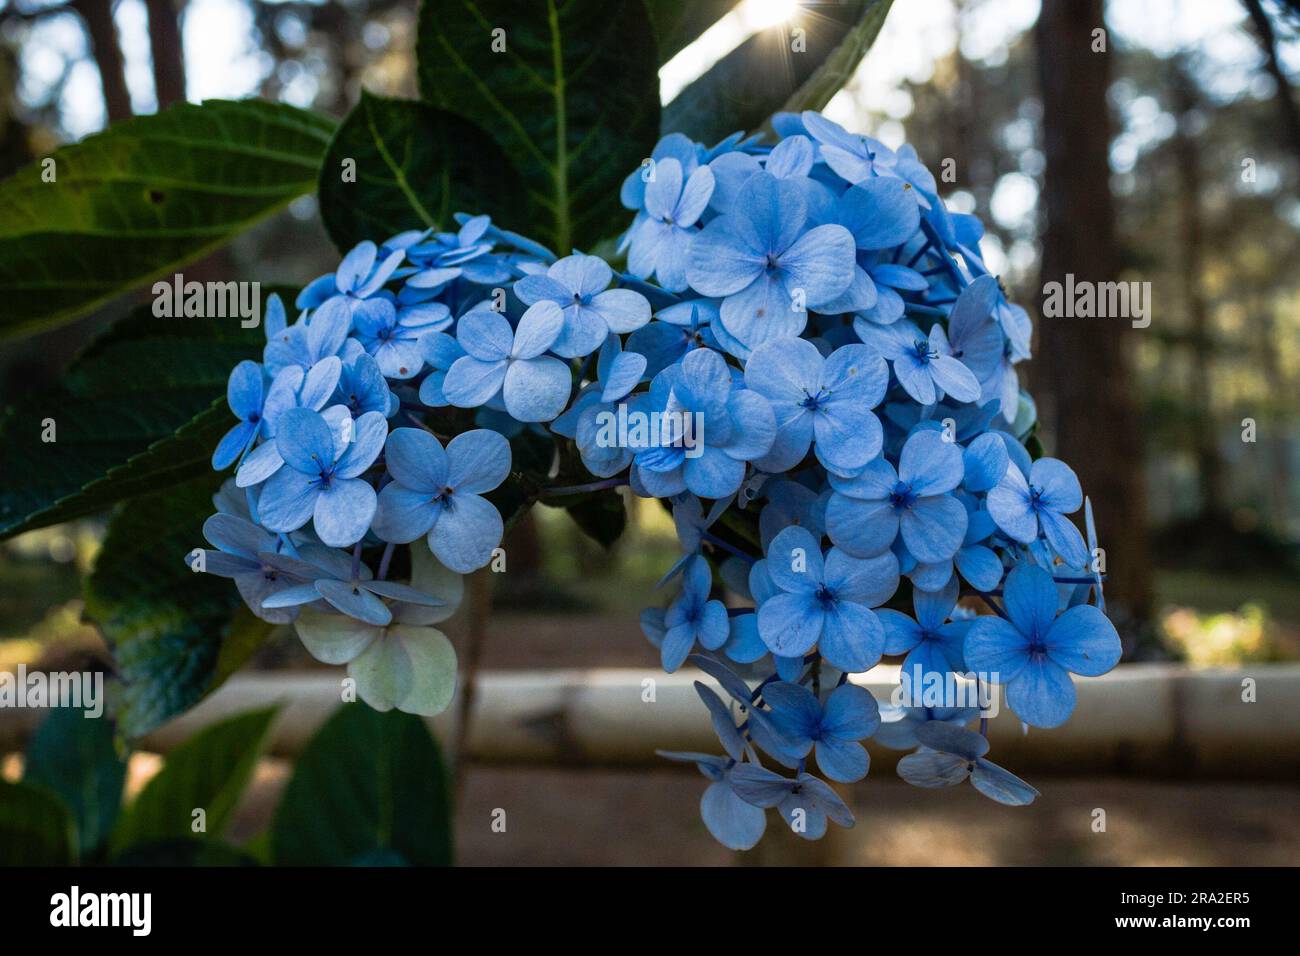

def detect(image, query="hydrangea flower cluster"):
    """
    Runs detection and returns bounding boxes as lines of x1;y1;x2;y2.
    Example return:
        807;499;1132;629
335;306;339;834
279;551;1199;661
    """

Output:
195;111;1120;850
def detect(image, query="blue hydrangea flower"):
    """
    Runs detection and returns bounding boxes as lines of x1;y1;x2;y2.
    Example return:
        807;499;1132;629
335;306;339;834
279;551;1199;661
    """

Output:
442;302;573;422
263;297;355;375
656;751;768;851
296;239;404;319
686;171;856;350
627;158;715;292
185;513;301;623
860;318;981;405
818;178;922;315
964;564;1121;728
745;338;888;475
758;478;827;551
800;111;901;184
987;457;1089;567
620;132;701;210
627;347;776;500
333;353;396;419
850;258;929;327
403;214;515;291
763;681;881;783
372;427;511;573
354;298;449;379
657;555;729;672
757;525;897;672
928;494;1005;593
944;274;1005;390
896;722;1039;805
257;407;387;547
728;764;855;840
258;545;444;627
874;704;980;750
213;360;267;470
235;361;343;489
877;577;971;680
416;330;465;408
826;429;968;564
514;254;651;358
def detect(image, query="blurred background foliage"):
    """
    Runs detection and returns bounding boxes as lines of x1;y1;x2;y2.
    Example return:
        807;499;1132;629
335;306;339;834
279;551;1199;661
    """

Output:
0;0;1297;679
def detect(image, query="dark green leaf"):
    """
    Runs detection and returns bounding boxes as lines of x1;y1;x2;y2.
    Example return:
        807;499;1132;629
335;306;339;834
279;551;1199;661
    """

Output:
111;706;277;854
318;92;522;252
662;0;893;143
85;475;274;738
0;301;267;540
272;705;452;866
644;0;739;63
23;706;127;856
0;99;333;340
416;0;661;251
0;780;77;865
564;492;627;548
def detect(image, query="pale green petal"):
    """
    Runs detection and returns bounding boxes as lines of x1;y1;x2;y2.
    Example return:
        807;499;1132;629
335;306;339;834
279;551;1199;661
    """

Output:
395;543;466;625
293;608;381;664
348;624;458;716
348;629;415;712
390;625;458;716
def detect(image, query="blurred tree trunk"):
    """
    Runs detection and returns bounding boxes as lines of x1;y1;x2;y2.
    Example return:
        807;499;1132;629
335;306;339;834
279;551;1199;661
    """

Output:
1249;291;1294;526
72;0;133;123
1032;0;1154;638
1171;64;1227;514
144;0;187;109
1241;0;1300;160
1175;65;1222;515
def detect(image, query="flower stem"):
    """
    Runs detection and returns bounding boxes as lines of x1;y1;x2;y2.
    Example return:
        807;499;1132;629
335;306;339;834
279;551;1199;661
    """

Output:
540;474;627;497
376;542;396;581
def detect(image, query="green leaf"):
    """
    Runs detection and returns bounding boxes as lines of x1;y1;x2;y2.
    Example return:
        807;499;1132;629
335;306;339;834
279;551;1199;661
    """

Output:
416;0;661;252
23;706;127;856
0;99;333;340
319;92;522;252
0;302;266;540
662;0;893;144
85;475;274;738
0;780;78;866
644;0;739;63
564;492;627;548
772;0;894;122
271;705;452;866
111;706;277;854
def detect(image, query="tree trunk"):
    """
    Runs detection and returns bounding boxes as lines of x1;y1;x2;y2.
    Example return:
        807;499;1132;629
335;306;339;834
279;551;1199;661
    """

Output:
144;0;187;109
1032;0;1154;639
72;0;133;123
1241;0;1300;160
1171;64;1227;514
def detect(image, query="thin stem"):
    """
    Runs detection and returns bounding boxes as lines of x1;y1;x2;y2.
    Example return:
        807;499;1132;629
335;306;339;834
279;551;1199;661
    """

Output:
540;474;627;497
700;531;757;564
351;541;362;581
376;542;396;581
919;219;968;288
974;591;1010;620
